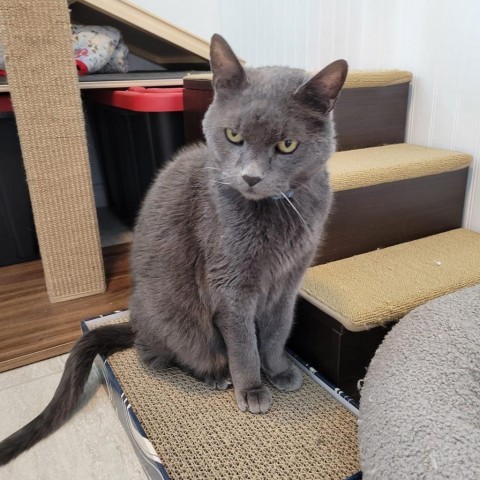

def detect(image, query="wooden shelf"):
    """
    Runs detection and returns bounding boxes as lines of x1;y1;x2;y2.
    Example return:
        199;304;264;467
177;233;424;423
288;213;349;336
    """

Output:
0;71;216;93
0;243;131;372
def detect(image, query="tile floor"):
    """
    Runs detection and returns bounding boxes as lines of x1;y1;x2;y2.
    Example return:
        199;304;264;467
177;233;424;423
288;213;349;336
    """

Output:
0;209;138;478
0;355;146;479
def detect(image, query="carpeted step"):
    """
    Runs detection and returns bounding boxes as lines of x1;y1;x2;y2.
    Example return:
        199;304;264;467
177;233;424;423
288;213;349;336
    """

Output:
289;229;480;400
328;143;471;192
183;69;412;150
342;69;412;88
316;145;471;264
301;228;480;332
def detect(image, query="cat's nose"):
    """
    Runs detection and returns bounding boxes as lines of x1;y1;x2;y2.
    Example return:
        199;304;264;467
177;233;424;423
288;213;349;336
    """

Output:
242;175;263;187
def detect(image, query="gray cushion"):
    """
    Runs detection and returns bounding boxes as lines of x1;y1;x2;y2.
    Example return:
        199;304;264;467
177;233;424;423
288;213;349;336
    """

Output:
359;284;480;479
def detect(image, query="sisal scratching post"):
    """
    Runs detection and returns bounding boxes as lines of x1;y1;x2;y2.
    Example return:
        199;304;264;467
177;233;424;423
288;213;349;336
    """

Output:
0;0;105;302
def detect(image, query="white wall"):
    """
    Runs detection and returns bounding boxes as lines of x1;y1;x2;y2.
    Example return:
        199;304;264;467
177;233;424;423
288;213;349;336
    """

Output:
133;0;480;232
131;0;220;41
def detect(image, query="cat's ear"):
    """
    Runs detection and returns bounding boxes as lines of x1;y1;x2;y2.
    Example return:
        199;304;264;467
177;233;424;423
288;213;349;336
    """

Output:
210;34;247;93
294;60;348;114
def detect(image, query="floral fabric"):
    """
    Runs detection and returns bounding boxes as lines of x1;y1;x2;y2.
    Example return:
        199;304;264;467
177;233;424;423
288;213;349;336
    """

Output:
0;25;129;77
72;24;129;75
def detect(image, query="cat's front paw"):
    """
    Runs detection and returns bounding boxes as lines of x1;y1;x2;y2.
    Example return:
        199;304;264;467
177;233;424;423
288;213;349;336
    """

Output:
266;364;303;391
235;385;272;414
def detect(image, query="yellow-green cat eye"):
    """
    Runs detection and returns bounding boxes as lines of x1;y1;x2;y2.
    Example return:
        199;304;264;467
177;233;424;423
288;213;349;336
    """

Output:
276;139;299;154
225;128;244;144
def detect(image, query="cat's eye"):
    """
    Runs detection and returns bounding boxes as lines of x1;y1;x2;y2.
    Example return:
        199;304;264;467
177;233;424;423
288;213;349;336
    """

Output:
225;128;244;145
276;139;299;154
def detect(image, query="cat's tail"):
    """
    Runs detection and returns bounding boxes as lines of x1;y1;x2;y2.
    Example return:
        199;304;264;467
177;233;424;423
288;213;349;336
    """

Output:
0;323;135;466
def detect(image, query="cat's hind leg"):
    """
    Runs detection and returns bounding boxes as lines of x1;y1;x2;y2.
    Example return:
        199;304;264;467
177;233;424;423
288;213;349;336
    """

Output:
175;325;231;390
136;324;230;390
135;339;174;371
189;365;231;391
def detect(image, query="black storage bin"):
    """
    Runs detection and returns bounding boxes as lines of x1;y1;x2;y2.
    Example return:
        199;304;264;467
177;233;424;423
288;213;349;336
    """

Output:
0;95;39;267
88;87;185;228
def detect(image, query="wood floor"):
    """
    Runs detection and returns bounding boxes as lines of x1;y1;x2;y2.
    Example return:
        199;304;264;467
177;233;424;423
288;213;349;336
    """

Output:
0;243;131;373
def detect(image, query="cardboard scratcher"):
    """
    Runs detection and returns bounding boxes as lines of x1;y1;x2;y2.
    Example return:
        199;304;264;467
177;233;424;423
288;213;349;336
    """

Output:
83;312;361;480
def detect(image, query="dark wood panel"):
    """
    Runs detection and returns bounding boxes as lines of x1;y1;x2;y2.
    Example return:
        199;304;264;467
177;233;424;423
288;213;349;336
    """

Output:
183;78;213;91
334;83;409;151
315;168;469;265
182;80;409;150
183;86;213;144
288;297;392;401
0;243;131;372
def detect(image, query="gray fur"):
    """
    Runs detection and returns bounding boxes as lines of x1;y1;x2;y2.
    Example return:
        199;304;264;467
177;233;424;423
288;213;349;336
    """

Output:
0;35;347;467
130;34;348;413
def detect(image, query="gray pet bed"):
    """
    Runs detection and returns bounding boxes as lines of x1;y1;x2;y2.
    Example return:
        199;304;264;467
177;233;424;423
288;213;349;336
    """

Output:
359;284;480;479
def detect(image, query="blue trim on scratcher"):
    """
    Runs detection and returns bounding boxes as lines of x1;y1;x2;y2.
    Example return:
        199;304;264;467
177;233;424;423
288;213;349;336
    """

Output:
82;313;169;480
346;472;363;480
287;349;360;411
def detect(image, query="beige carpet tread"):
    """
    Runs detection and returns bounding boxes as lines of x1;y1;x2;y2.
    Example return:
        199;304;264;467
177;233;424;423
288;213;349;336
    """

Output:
300;229;480;332
97;314;360;480
185;69;412;88
343;69;412;88
329;143;471;192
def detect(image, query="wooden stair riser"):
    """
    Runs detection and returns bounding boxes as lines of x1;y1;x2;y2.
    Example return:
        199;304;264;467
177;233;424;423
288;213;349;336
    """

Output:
288;297;391;401
315;168;469;265
183;78;409;151
334;83;409;151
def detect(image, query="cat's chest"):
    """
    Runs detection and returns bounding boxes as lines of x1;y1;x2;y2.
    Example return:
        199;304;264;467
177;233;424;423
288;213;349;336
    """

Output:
222;214;314;275
203;195;321;289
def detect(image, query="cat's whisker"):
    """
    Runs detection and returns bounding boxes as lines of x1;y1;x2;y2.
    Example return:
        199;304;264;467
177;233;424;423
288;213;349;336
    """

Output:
280;191;311;233
274;195;288;222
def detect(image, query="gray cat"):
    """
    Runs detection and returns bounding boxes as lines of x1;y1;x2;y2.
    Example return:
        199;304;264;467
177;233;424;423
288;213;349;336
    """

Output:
0;34;347;465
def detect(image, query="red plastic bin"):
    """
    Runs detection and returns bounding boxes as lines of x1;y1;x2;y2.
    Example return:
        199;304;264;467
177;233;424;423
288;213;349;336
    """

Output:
88;87;185;227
